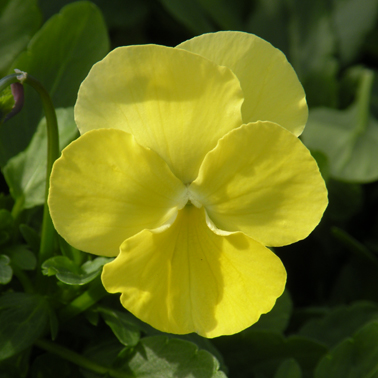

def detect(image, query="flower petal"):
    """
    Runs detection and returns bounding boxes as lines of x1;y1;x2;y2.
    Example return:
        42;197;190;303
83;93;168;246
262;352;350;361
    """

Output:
177;31;308;136
75;45;244;183
102;205;286;338
48;129;187;257
190;121;328;247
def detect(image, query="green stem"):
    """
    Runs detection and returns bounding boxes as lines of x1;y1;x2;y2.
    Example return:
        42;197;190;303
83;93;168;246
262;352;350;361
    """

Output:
2;72;60;265
58;276;107;322
0;73;19;92
10;196;25;220
1;71;60;291
22;74;60;265
355;68;374;136
11;265;35;294
331;227;378;267
35;339;133;378
10;196;25;243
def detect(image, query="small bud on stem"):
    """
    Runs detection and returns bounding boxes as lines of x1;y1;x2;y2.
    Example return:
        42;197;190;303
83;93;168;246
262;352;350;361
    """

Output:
3;82;24;122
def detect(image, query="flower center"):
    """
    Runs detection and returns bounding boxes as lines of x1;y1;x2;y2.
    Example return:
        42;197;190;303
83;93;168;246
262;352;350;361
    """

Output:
185;183;202;209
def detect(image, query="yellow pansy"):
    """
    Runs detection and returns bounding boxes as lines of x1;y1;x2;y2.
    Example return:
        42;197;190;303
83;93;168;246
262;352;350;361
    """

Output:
48;31;327;338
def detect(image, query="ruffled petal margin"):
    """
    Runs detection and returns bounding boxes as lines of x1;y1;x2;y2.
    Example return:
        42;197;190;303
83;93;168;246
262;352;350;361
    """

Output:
102;205;286;338
177;31;308;136
48;129;187;257
190;121;328;247
75;44;244;183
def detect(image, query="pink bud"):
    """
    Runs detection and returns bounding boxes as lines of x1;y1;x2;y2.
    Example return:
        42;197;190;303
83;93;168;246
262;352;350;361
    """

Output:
4;82;24;122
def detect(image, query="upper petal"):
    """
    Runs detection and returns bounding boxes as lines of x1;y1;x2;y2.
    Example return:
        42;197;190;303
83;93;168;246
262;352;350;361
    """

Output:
48;129;187;257
75;45;244;183
102;205;286;338
190;121;328;247
177;31;308;136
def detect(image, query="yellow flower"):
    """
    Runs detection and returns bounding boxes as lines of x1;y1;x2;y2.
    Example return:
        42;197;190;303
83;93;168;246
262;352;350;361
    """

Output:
48;32;327;338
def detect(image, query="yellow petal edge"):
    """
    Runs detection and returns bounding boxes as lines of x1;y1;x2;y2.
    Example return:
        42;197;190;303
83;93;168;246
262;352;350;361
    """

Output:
48;129;187;257
177;31;308;136
190;121;328;247
75;44;244;183
102;205;286;338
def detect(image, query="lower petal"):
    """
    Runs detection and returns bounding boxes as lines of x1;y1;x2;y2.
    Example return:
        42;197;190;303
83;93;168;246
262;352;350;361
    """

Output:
102;205;286;338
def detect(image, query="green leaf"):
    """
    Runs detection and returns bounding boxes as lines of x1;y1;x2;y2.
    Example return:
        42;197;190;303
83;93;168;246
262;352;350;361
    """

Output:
170;334;226;374
0;202;12;244
286;0;338;107
47;306;59;341
0;0;109;166
158;0;215;34
214;330;327;377
96;306;226;371
0;348;30;378
42;256;111;285
0;201;11;243
326;180;363;222
303;105;378;182
82;337;126;378
310;151;330;182
98;307;141;347
0;254;12;284
332;228;378;267
0;292;49;360
302;68;378;182
57;234;84;266
315;320;378;378
42;256;80;278
0;231;9;246
19;223;40;253
0;208;13;230
129;336;227;378
299;302;378;348
30;353;73;378
3;107;77;210
246;0;290;55
332;261;378;303
0;193;13;211
85;308;100;327
274;358;302;378
252;290;292;333
330;230;378;303
333;0;378;65
82;335;226;378
92;0;150;30
0;0;42;77
194;0;242;29
3;244;36;270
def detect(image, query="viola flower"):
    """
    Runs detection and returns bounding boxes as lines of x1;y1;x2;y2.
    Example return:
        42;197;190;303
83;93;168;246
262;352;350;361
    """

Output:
48;32;327;338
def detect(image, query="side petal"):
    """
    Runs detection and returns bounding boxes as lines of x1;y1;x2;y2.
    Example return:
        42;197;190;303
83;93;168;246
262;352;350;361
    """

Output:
190;122;328;247
48;129;187;257
75;45;244;183
177;31;307;136
102;205;286;338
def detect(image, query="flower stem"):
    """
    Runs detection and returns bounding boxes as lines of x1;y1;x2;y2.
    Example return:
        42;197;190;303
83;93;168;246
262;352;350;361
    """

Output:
1;71;60;266
10;196;25;220
58;276;107;322
11;264;35;294
23;74;60;265
355;68;374;137
35;339;133;378
0;73;19;92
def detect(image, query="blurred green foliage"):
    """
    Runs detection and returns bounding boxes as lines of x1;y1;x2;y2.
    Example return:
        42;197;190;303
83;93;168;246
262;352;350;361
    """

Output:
1;0;378;377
